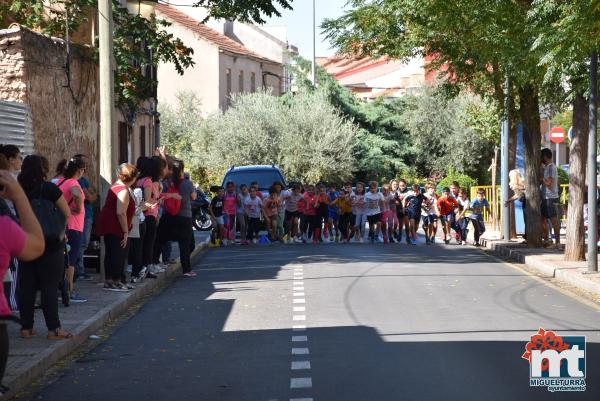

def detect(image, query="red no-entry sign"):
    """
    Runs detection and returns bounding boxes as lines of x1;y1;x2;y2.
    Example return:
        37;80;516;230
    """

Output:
550;127;566;144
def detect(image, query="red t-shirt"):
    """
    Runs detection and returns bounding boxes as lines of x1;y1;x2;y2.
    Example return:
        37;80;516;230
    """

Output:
303;193;317;216
437;196;459;216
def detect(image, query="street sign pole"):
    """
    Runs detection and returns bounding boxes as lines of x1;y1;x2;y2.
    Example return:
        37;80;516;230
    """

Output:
588;50;598;273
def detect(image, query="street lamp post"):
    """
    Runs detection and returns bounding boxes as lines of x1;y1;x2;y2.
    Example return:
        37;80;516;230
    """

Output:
311;0;316;86
501;75;510;241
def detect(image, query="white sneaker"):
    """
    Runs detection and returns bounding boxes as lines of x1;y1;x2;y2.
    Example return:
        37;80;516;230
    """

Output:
148;264;164;274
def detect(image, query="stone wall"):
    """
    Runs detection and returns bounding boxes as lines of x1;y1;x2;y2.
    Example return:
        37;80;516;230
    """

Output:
0;25;99;184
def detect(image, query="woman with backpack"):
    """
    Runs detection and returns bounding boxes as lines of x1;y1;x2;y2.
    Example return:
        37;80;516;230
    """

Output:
17;155;72;339
155;160;197;277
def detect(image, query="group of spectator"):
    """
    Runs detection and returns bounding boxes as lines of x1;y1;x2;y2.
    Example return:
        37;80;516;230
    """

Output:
0;144;195;392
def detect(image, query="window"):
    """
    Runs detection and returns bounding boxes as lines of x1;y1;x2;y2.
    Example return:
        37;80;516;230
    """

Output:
239;70;244;92
225;68;232;107
250;72;256;93
118;122;129;164
139;126;146;157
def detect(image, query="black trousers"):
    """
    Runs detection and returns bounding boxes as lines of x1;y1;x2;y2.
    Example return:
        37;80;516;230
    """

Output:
339;213;354;239
143;215;157;267
18;248;64;331
128;221;146;277
247;217;261;240
104;234;129;282
156;215;193;274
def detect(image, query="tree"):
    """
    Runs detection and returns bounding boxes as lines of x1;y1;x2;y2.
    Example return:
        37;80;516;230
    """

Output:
161;90;358;184
529;0;600;260
323;0;555;247
290;56;415;181
400;88;497;181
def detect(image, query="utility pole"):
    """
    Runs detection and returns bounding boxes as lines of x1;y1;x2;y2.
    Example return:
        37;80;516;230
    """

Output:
501;75;510;241
311;0;316;86
99;0;115;280
99;0;115;198
588;51;598;273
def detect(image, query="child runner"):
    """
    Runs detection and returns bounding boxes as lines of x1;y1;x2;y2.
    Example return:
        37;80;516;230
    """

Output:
331;182;355;243
303;185;319;244
395;179;411;244
380;184;393;243
262;186;281;242
470;189;490;246
273;181;286;240
352;182;367;242
297;183;308;242
250;181;264;199
437;187;460;244
209;186;225;247
283;183;303;243
222;181;238;245
327;183;340;242
237;184;249;245
315;184;330;242
404;184;425;245
449;181;461;242
421;183;439;245
244;186;263;243
455;188;471;245
389;179;400;241
364;181;384;243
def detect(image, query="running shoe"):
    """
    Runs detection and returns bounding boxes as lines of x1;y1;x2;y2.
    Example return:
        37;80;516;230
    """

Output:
70;292;88;302
411;238;417;245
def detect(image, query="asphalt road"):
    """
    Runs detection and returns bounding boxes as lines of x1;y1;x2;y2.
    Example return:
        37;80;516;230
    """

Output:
28;241;600;401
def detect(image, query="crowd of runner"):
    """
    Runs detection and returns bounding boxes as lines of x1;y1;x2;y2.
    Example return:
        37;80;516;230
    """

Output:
208;179;491;247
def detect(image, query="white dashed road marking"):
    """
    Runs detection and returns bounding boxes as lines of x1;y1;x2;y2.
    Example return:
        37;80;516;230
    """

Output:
292;348;310;355
293;315;306;321
290;378;313;389
293;299;305;304
291;361;311;370
292;325;306;331
292;336;308;342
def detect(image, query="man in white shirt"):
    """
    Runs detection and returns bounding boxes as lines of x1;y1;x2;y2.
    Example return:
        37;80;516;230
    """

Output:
540;148;561;247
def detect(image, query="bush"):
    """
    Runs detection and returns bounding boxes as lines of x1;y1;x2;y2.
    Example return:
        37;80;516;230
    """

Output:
436;168;478;193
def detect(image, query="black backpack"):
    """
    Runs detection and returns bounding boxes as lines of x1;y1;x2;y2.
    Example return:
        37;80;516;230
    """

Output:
31;184;67;248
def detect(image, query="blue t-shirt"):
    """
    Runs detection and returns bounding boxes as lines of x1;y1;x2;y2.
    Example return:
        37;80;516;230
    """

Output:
78;177;93;219
328;191;340;214
470;199;489;217
405;192;425;214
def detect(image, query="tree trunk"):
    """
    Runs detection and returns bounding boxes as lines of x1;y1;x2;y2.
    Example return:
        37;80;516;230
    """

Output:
564;89;589;260
518;84;543;248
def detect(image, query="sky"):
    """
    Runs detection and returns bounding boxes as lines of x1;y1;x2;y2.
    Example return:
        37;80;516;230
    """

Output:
266;0;348;58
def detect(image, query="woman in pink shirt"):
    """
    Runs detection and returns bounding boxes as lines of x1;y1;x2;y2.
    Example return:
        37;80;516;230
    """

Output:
0;166;45;384
137;157;163;277
55;158;86;302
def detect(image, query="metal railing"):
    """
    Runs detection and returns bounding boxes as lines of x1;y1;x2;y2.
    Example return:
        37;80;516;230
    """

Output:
469;184;569;224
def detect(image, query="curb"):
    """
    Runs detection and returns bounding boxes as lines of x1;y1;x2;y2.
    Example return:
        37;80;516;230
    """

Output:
480;238;600;296
3;237;211;400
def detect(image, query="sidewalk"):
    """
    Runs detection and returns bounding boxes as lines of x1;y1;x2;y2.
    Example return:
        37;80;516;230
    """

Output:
2;232;210;400
479;231;600;298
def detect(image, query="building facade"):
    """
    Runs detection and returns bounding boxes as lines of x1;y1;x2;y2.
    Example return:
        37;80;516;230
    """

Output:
156;4;285;115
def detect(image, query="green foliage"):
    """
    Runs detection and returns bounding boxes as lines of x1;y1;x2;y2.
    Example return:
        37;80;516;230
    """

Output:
557;165;569;186
290;56;414;181
399;87;498;179
161;90;358;185
437;169;478;193
192;0;292;24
